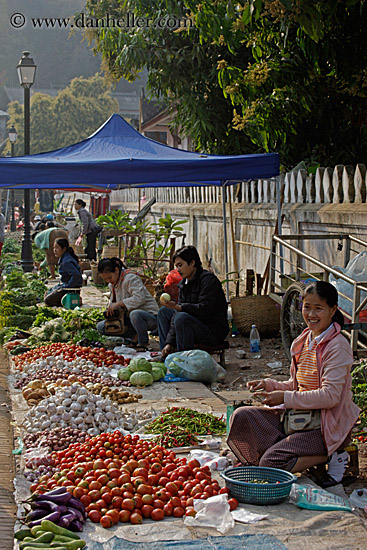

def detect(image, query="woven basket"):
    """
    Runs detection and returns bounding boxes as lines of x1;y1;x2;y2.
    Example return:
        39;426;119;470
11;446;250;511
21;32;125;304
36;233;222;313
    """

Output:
230;295;280;337
101;245;120;259
90;262;106;285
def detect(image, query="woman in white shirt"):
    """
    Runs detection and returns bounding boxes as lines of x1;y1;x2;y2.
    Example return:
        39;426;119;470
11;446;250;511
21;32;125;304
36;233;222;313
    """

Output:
96;257;159;350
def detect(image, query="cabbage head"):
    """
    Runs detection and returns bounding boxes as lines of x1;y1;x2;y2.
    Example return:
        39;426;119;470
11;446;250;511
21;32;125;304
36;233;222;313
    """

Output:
130;371;153;387
129;357;152;373
151;362;167;375
151;366;165;381
117;367;131;381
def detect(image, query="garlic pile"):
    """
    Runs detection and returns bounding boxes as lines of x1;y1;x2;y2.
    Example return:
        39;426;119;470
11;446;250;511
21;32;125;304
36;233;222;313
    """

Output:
120;408;159;431
22;382;124;436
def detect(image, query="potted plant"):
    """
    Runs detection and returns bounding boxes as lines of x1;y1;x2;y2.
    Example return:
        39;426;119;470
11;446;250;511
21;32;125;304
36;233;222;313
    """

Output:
96;210;135;257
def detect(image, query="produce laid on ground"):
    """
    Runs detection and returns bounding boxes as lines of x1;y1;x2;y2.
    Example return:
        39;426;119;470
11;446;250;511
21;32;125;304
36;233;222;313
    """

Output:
23;383;126;436
24;427;89;453
87;383;142;404
15;519;85;549
145;407;227;436
22;380;52;406
22;487;87;531
117;357;167;387
28;431;237;528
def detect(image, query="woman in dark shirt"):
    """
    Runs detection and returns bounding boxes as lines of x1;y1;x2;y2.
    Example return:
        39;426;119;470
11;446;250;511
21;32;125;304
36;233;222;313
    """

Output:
44;238;83;306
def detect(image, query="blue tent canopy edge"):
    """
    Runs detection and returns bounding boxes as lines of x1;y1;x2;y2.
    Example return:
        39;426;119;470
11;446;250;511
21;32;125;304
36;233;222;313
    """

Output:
0;114;279;189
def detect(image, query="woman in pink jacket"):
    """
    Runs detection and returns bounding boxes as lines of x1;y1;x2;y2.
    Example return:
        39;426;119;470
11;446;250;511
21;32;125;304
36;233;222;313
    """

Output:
227;281;360;488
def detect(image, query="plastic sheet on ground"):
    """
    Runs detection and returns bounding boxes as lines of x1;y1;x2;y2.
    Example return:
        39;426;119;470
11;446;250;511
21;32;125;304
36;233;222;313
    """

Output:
84;534;288;550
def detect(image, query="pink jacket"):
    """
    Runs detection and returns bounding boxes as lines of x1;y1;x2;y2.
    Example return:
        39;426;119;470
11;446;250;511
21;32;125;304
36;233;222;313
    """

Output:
264;323;360;454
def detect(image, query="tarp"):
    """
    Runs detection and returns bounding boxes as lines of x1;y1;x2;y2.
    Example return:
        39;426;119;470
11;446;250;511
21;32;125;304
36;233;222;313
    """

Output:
85;534;288;550
0;114;279;190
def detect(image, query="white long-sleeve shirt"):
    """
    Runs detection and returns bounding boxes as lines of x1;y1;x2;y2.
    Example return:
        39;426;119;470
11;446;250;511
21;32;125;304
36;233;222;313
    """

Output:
110;270;159;315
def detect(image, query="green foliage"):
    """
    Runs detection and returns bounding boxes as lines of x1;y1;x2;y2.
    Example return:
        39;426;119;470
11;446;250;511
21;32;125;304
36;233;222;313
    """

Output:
84;0;367;166
0;327;18;346
32;243;46;263
97;210;134;245
2;238;21;255
5;74;119;156
131;214;187;278
352;361;367;428
4;270;26;290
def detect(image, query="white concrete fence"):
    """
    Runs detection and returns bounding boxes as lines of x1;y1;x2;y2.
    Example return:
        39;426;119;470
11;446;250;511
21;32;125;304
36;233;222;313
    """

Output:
113;164;367;205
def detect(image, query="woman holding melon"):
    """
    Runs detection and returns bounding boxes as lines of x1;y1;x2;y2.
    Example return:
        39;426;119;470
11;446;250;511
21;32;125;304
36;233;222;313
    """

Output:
96;257;159;351
158;245;229;360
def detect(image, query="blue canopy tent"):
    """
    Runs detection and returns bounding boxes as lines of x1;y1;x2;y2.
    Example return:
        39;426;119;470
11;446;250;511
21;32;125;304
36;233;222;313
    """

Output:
0;114;280;294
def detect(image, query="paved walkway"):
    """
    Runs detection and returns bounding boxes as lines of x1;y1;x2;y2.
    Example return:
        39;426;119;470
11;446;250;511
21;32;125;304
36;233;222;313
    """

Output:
0;350;16;549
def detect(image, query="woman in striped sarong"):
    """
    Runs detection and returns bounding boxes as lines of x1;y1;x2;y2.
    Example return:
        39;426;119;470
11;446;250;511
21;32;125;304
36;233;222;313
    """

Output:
227;281;359;488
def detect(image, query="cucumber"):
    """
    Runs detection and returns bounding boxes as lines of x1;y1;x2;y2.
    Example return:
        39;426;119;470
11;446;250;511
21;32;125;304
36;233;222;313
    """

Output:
40;520;80;540
20;532;54;548
14;528;32;540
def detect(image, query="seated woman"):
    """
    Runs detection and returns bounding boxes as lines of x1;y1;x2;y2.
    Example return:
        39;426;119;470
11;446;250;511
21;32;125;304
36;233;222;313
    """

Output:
96;257;159;351
227;281;360;488
44;238;83;307
158;245;229;360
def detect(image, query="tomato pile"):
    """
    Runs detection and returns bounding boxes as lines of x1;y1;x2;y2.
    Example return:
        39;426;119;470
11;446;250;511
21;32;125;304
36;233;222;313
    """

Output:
30;431;238;527
14;343;128;369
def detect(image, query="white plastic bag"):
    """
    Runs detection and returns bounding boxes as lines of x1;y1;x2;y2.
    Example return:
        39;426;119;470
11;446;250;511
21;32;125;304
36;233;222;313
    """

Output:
329;251;367;315
184;493;234;534
165;349;226;383
349;488;367;509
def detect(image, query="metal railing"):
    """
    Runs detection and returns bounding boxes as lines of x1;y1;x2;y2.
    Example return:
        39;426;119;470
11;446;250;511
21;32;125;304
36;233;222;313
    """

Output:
269;234;367;353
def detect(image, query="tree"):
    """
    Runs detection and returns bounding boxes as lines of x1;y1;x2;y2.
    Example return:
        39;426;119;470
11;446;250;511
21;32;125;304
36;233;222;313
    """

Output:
6;74;119;155
83;0;367;167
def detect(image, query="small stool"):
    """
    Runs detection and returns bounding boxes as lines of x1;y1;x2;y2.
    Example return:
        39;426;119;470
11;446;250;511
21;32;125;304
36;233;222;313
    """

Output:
195;341;229;368
61;289;82;310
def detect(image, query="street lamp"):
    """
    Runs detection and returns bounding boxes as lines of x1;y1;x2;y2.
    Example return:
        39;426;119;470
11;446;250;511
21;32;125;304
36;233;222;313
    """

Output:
8;125;17;232
17;51;36;272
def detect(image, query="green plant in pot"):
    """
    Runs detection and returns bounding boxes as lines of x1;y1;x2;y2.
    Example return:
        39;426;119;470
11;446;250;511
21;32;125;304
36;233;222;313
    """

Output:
134;214;187;280
97;210;135;249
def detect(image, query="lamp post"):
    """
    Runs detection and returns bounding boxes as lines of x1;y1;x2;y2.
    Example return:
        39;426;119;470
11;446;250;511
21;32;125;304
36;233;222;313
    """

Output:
17;51;36;272
8;125;17;232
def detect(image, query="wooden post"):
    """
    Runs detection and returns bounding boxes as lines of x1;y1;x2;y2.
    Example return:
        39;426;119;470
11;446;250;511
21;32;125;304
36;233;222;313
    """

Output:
228;187;240;296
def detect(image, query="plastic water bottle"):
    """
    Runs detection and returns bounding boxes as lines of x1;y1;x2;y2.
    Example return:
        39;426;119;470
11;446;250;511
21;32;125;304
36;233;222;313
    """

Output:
250;324;261;358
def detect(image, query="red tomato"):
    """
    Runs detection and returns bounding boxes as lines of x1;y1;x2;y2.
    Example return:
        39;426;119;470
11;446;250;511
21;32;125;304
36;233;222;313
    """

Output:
112;496;123;509
163;503;173;516
173;506;185;517
102;492;112;505
170;496;181;508
89;509;103;523
110;487;123;497
151;508;164;521
166;482;178;495
153;499;164;509
80;494;92;507
219;487;230;495
137;484;153;496
122;498;135;511
106;509;120;524
119;509;131;523
188;459;201;469
133;495;143;509
228;498;239;511
185;507;196;517
130;512;143;524
100;515;113;528
141;504;154;518
88;490;101;501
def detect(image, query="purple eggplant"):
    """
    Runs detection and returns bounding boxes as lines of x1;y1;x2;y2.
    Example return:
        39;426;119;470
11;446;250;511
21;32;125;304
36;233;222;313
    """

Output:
68;497;87;518
65;506;85;524
57;513;74;528
26;508;50;522
28;510;61;528
34;491;71;506
68;519;84;532
33;500;67;515
34;487;67;498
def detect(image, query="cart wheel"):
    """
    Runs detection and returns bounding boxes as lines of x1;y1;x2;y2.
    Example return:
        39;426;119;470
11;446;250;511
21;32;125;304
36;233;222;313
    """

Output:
281;282;306;362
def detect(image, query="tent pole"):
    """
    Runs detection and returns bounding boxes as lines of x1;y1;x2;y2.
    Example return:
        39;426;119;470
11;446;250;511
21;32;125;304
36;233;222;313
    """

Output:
222;181;230;301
